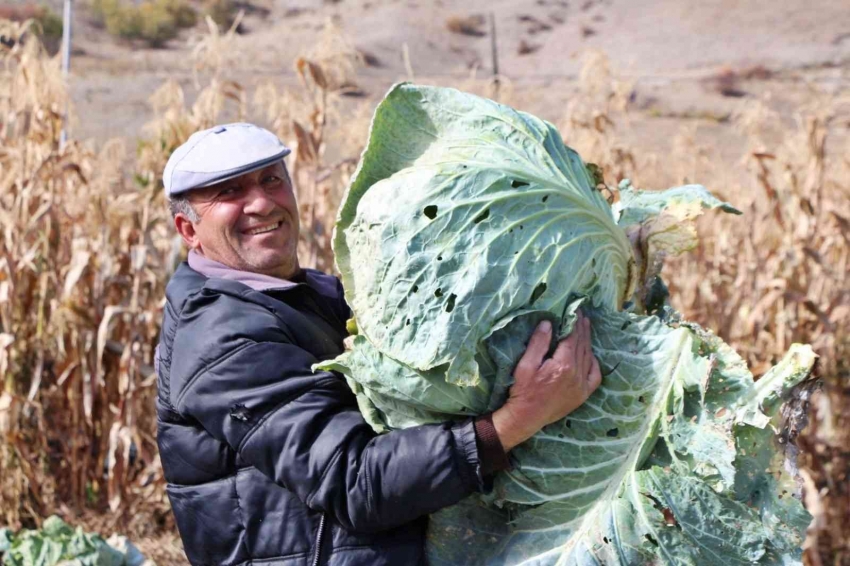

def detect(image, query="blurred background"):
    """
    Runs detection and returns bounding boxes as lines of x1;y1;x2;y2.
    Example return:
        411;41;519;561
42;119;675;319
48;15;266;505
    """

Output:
1;0;848;563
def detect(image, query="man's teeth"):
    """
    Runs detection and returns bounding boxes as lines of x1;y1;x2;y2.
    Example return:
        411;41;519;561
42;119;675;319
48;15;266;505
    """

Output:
248;221;282;235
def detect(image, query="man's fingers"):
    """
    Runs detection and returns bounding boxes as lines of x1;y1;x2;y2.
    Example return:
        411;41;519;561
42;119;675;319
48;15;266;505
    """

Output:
586;357;602;394
552;313;583;363
515;320;552;377
580;318;592;373
553;313;590;364
572;318;588;375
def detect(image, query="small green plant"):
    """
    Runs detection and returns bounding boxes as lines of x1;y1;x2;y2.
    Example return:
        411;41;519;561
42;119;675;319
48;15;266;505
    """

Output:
0;516;141;565
34;6;62;48
0;4;63;52
203;0;237;30
90;0;197;47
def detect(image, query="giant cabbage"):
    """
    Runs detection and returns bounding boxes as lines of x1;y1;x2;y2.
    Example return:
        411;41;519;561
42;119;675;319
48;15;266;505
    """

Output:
317;83;815;565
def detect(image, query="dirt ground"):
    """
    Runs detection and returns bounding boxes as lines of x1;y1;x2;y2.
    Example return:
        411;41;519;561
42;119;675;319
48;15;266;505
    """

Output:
63;0;850;144
35;0;850;563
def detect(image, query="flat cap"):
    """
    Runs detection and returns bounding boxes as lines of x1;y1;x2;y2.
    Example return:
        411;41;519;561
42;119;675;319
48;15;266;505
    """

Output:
163;123;292;197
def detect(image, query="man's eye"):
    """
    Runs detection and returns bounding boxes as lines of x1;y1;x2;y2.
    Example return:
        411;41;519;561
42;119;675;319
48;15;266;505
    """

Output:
219;186;239;196
262;175;281;184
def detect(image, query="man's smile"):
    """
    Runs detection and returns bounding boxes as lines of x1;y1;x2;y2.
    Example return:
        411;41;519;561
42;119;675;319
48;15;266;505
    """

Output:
243;220;285;236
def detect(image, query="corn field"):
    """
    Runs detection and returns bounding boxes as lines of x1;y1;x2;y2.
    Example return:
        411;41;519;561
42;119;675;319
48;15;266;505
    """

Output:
1;17;848;565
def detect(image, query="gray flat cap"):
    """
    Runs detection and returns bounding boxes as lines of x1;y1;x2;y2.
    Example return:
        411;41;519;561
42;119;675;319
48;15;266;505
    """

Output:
163;123;292;197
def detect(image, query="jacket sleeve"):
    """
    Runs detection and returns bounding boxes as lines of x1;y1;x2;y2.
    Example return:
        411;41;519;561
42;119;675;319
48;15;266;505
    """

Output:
173;336;484;533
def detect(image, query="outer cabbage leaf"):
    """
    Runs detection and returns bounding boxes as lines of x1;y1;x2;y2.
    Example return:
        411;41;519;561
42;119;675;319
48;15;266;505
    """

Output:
612;180;742;310
316;308;575;432
321;302;814;564
425;315;814;565
613;181;741;229
334;83;634;386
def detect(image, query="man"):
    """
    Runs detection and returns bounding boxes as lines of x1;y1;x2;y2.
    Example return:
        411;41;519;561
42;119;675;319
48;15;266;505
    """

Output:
155;123;602;565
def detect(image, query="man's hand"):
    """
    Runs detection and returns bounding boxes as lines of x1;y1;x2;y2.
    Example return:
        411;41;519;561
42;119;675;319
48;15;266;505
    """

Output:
492;314;602;452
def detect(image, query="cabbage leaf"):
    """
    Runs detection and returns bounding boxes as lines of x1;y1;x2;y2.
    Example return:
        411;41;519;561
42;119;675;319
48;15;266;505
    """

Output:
0;516;128;566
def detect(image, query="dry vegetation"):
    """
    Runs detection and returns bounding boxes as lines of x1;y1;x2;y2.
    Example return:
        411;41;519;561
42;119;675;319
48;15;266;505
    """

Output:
1;18;848;566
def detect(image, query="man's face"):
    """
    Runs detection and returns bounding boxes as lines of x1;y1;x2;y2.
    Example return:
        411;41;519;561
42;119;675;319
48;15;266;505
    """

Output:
175;161;301;278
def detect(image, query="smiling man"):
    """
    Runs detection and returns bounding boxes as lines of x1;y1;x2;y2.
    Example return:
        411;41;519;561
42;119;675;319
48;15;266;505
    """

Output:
155;123;602;566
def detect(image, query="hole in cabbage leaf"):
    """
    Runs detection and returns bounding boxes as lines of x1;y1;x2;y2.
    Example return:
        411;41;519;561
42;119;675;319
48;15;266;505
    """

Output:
473;209;490;223
411;285;418;293
511;180;530;188
638;396;645;403
621;321;631;330
445;293;457;313
661;507;679;528
406;319;411;326
434;288;443;298
437;255;443;261
542;195;549;202
565;420;572;429
603;537;609;544
558;433;565;438
642;493;681;530
606;428;619;437
530;282;547;304
645;534;658;547
423;205;438;219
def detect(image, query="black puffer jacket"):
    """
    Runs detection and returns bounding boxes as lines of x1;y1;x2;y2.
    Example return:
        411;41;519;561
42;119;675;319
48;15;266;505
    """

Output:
155;263;484;565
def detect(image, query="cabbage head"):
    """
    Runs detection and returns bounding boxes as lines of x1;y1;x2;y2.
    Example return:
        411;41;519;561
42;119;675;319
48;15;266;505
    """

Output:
317;83;815;565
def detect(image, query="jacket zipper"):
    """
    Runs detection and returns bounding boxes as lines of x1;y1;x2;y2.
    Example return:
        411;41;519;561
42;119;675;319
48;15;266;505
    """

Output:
311;513;327;566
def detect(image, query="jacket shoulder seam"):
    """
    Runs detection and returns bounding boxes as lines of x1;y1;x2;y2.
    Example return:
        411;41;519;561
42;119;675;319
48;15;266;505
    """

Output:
173;339;255;409
202;279;296;329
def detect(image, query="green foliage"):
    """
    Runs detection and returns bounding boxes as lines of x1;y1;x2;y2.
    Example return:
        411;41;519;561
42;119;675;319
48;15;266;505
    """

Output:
0;4;63;52
320;83;816;565
90;0;197;47
202;0;236;29
34;6;63;46
0;516;126;566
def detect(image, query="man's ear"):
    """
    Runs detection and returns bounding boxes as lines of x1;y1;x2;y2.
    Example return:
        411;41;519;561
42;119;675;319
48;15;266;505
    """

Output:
174;213;201;251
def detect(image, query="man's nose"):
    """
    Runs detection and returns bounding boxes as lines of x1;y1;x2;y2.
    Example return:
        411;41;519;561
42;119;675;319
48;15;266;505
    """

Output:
242;185;276;216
